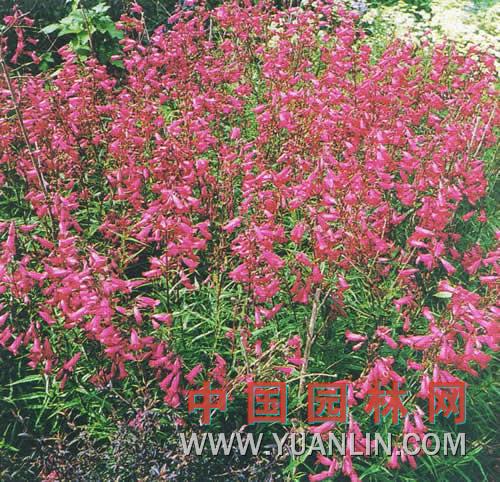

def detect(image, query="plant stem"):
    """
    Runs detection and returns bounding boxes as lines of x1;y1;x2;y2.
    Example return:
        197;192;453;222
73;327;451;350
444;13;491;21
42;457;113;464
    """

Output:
298;288;322;397
0;53;56;236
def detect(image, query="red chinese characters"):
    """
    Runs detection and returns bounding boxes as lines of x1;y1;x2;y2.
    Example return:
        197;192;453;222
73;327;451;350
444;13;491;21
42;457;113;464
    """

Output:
364;381;407;424
247;382;287;424
429;381;466;424
187;381;227;425
308;382;347;423
186;379;468;426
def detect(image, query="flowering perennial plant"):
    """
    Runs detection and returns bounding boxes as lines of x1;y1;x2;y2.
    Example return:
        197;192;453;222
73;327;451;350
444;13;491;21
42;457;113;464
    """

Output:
0;0;498;479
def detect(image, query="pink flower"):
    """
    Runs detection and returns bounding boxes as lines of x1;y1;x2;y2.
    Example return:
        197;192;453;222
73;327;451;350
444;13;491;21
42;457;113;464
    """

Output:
185;364;203;385
222;217;241;233
345;330;367;343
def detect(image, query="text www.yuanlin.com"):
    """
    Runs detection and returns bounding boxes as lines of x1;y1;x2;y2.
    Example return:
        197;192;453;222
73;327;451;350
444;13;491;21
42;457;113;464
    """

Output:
179;432;466;457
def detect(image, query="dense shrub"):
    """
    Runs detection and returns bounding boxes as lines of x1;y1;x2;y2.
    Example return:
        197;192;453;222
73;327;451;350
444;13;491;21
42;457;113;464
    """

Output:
0;0;498;480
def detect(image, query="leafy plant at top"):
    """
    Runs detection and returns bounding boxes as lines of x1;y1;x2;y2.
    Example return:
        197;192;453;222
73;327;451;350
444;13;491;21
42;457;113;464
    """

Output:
41;1;123;64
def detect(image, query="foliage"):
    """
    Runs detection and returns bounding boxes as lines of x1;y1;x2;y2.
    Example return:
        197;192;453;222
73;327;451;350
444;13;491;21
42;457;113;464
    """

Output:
362;0;500;70
41;1;123;65
0;0;177;72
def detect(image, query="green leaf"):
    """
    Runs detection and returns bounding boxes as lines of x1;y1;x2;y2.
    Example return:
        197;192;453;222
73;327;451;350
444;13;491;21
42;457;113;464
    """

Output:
105;24;124;40
434;291;452;299
41;23;61;34
8;374;43;386
58;25;84;36
110;59;124;69
76;31;91;46
93;3;110;14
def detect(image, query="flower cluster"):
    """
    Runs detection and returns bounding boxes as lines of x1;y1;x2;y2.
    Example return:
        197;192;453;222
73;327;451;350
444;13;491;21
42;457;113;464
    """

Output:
0;1;498;479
